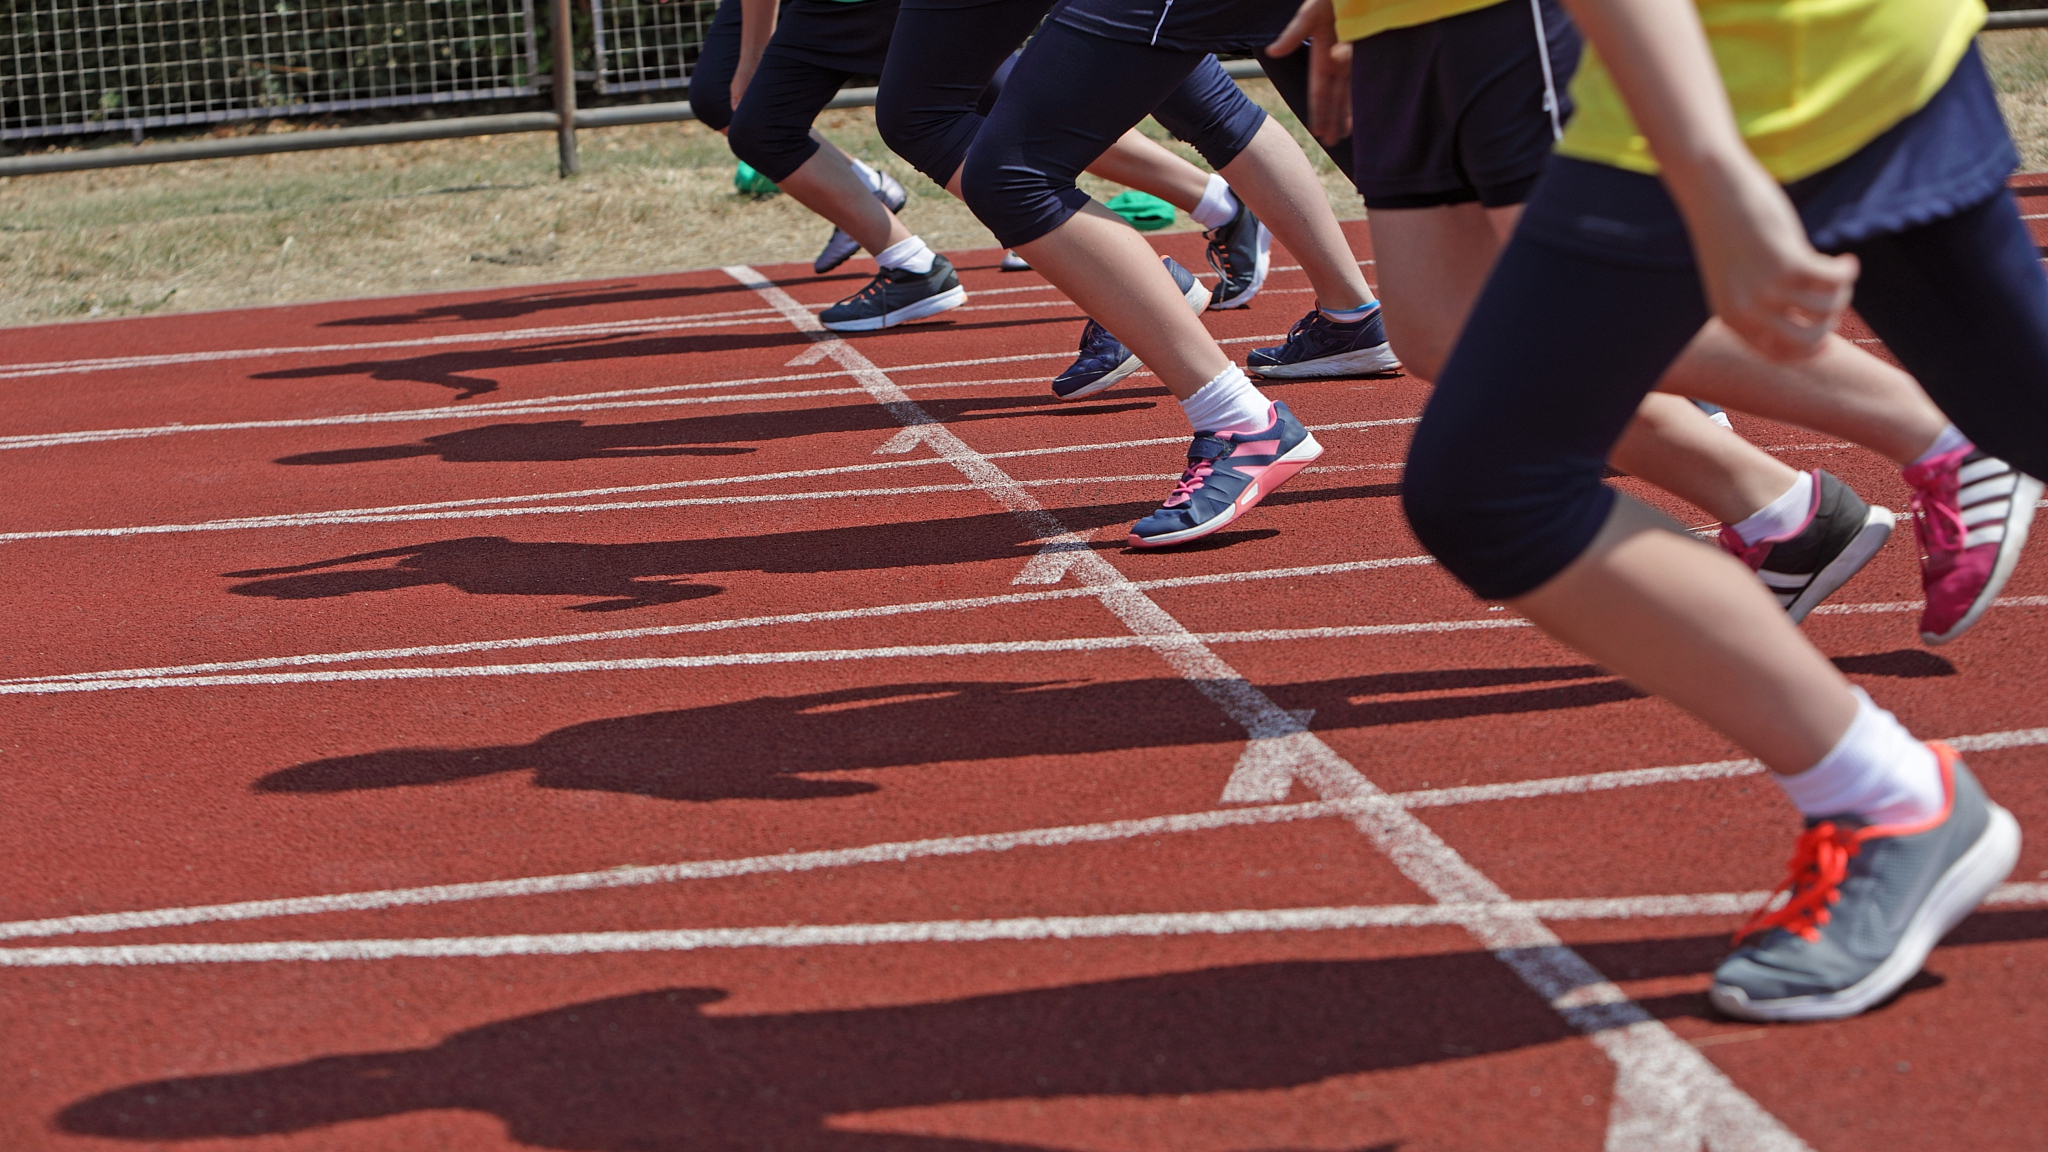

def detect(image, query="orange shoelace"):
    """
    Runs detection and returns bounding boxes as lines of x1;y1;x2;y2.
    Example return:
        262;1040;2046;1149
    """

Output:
1732;821;1874;945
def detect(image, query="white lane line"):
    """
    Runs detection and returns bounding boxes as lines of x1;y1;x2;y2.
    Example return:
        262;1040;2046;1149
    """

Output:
0;339;1286;453
4;555;1436;685
724;266;1805;1151
5;883;2042;967
0;618;1532;696
8;725;2038;944
0;419;1415;543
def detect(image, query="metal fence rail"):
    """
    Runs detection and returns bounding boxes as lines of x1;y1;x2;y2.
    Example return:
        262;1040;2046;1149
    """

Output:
591;0;714;94
1;1;541;142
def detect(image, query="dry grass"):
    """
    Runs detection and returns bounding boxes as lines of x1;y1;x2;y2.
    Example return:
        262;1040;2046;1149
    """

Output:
5;42;2046;329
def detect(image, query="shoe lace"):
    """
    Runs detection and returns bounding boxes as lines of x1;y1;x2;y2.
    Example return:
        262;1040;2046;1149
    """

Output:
1906;452;1967;569
1166;436;1230;505
1205;225;1241;283
845;271;894;307
1734;821;1871;944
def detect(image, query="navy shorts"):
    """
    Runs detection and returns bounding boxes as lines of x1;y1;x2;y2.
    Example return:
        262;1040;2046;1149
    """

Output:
1050;0;1299;54
687;0;795;132
959;19;1267;246
1349;0;1578;210
726;0;901;182
1405;45;2048;600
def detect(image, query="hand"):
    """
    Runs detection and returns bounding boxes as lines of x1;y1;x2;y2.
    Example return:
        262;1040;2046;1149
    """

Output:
729;58;758;113
1267;0;1351;145
1683;158;1858;361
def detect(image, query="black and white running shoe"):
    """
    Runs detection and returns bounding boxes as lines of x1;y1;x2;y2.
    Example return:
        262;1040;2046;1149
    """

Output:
1000;250;1032;271
815;170;910;275
819;253;967;332
1719;469;1894;623
1204;198;1271;309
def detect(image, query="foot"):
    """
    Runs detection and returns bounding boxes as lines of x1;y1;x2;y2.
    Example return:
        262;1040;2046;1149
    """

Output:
1718;469;1893;623
819;254;966;332
1903;447;2042;645
1051;257;1206;401
1246;306;1402;380
1711;744;2019;1022
814;171;911;275
1000;250;1032;272
1128;401;1322;547
1204;198;1272;310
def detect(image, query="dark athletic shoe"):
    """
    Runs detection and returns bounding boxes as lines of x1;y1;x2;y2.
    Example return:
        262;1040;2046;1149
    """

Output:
814;171;910;275
1246;305;1402;380
1051;257;1206;400
819;254;967;332
1719;469;1893;623
1204;197;1272;309
1711;744;2019;1022
1000;250;1032;272
1129;401;1321;547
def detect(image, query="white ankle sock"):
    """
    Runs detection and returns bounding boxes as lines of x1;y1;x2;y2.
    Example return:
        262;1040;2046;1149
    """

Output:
1909;423;1972;467
1180;365;1272;435
1319;299;1380;323
874;236;935;275
849;157;886;195
1731;470;1814;547
1774;689;1945;825
1190;174;1240;230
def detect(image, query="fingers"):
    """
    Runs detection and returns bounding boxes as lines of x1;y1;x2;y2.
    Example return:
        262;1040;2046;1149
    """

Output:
1267;0;1331;56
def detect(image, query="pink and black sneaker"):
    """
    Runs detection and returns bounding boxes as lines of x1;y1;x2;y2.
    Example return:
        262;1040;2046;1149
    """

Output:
1904;446;2042;645
1128;402;1322;548
1718;469;1893;623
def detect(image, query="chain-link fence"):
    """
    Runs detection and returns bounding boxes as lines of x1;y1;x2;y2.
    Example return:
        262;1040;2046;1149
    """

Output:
2;1;542;141
590;0;713;94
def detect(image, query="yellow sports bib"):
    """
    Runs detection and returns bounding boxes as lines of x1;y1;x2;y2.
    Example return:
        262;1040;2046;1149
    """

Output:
1557;0;1985;182
1334;0;1507;42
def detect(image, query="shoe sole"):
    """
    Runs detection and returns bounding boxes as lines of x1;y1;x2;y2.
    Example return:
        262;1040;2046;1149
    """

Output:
1208;222;1272;310
1126;433;1323;548
1925;472;2043;645
1708;802;2021;1023
821;285;968;333
1784;504;1894;624
1052;276;1209;401
1248;342;1404;381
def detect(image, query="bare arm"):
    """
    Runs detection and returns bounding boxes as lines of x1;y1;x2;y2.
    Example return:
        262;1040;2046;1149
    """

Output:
732;0;780;110
1267;0;1352;146
1557;0;1858;360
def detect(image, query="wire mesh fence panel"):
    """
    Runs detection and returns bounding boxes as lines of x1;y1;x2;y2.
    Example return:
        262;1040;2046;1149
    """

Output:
2;1;541;141
590;0;712;94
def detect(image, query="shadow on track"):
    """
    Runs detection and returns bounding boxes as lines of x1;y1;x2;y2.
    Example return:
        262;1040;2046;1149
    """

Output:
218;487;1397;611
263;315;1069;399
317;279;796;328
54;953;1569;1149
274;395;1159;465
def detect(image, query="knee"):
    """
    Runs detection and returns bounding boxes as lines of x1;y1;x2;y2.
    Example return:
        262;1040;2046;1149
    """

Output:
687;75;733;134
726;102;811;182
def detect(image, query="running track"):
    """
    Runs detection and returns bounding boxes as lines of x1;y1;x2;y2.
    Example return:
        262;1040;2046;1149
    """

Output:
3;204;2046;1151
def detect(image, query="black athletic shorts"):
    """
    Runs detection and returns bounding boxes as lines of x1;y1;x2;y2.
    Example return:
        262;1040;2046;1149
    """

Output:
1349;0;1578;211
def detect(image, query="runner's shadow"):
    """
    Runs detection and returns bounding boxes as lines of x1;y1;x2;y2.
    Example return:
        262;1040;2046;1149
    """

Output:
257;666;1658;801
220;487;1394;610
275;396;1157;465
57;954;1566;1149
319;281;767;327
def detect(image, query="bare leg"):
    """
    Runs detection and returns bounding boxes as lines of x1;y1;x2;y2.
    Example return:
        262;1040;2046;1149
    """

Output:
1613;392;1801;523
1013;204;1232;399
1513;496;1858;772
1666;322;1948;464
775;146;913;255
1215;117;1373;310
1083;129;1214;211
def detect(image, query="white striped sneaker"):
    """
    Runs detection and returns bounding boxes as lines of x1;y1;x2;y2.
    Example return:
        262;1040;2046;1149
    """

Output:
1903;447;2042;645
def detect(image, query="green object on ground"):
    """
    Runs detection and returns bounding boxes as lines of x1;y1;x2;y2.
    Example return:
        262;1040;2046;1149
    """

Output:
734;161;780;196
1105;190;1175;231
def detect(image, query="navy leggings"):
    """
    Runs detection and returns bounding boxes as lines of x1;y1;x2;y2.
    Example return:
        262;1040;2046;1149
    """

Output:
726;0;900;183
1405;169;2048;600
958;19;1266;247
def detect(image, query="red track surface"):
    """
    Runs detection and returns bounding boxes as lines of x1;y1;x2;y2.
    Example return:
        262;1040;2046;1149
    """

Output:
2;209;2045;1151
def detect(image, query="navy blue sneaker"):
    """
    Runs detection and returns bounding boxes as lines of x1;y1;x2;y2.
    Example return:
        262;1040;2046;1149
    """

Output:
1205;198;1272;309
820;254;967;332
1129;401;1322;547
1051;256;1207;400
1246;305;1402;379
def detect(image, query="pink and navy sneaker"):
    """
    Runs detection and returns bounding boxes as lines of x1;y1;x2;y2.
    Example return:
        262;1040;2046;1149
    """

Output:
1903;446;2042;645
1128;401;1322;548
